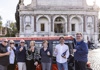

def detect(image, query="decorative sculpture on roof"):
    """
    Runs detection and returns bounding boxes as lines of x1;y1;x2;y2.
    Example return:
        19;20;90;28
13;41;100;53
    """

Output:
20;0;24;5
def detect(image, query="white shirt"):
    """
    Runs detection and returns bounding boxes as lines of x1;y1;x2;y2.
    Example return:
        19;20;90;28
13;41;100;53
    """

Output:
55;44;69;63
7;46;16;64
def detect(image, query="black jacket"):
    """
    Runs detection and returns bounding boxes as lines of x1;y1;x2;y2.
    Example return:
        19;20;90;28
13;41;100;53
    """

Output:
16;46;26;62
40;48;52;63
0;44;9;66
26;47;40;62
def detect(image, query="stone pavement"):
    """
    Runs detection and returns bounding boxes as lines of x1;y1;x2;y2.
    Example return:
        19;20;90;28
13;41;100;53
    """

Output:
88;48;100;70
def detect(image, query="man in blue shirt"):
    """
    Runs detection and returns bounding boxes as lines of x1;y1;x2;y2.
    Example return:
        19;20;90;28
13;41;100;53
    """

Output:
16;39;26;70
74;32;88;70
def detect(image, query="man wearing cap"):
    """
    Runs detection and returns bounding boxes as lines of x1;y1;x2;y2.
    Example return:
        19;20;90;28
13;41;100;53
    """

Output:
0;38;10;70
16;39;26;70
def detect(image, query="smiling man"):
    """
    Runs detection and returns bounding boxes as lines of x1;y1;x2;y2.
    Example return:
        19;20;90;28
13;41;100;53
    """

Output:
16;39;26;70
74;32;88;70
54;37;69;70
0;38;10;70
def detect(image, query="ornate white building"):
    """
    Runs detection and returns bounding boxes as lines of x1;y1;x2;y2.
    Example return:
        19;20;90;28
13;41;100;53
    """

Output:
19;0;99;43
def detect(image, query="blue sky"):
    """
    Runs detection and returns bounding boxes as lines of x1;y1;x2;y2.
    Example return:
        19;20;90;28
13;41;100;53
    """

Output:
0;0;99;26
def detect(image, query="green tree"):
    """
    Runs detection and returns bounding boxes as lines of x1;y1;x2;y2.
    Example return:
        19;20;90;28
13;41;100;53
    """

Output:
10;22;18;37
0;16;2;35
0;16;2;20
5;22;18;37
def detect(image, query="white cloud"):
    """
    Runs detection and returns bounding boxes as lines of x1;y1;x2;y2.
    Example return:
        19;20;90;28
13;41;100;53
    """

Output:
96;0;100;7
86;0;94;5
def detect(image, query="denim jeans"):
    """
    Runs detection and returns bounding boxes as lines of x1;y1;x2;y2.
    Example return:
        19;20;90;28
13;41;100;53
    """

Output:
57;62;68;70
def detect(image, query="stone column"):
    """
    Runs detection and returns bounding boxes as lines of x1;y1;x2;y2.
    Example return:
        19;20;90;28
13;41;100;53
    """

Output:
51;15;53;32
50;15;54;35
83;15;86;32
94;15;98;32
48;22;50;36
19;15;24;37
34;15;36;32
19;16;22;33
67;15;70;32
64;23;66;35
83;15;87;42
31;15;34;33
67;15;71;36
94;15;98;44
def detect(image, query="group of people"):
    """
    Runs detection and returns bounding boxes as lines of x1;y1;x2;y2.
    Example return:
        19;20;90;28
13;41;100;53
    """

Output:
0;32;88;70
0;39;52;70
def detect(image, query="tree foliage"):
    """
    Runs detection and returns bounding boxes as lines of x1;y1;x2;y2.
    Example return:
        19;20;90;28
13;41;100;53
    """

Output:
5;22;18;37
0;16;2;29
0;16;2;20
0;21;2;26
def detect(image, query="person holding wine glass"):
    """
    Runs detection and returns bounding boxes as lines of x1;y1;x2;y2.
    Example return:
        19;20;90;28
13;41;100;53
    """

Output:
40;40;52;70
54;37;69;70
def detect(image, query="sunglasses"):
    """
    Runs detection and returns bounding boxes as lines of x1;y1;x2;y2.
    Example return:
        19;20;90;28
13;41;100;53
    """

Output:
10;43;14;44
4;41;8;43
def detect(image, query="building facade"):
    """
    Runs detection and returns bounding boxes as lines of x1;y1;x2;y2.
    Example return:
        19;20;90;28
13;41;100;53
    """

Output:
19;0;99;43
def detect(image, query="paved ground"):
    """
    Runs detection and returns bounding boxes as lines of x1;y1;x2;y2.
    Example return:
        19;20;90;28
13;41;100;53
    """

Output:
88;48;100;70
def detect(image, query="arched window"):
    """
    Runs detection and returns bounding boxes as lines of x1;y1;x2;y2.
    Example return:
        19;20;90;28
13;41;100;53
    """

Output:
71;17;81;32
54;17;65;33
38;17;49;32
25;25;31;30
